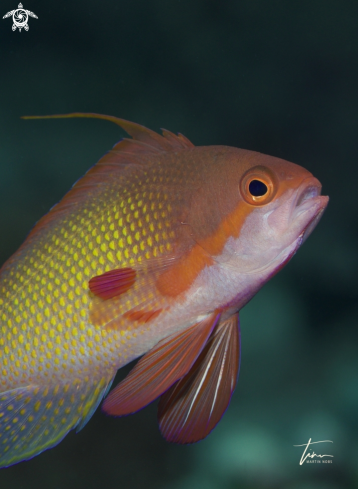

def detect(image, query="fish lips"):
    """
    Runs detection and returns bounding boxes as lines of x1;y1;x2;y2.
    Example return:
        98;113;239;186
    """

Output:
293;178;329;244
300;197;329;243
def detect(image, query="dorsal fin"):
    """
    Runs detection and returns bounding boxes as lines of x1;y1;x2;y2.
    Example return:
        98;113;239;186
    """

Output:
19;113;195;242
22;113;195;151
161;128;194;150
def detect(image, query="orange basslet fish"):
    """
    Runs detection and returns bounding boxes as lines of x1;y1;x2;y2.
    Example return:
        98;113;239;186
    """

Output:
0;113;328;467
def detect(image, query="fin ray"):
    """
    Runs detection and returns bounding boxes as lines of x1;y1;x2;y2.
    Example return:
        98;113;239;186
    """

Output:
102;311;221;416
158;313;240;444
89;267;137;300
22;113;195;151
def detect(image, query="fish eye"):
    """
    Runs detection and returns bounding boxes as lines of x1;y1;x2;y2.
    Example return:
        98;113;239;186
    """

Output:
240;166;277;205
249;179;268;197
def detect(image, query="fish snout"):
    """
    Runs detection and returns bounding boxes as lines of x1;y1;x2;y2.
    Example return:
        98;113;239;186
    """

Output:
295;177;322;207
293;177;329;243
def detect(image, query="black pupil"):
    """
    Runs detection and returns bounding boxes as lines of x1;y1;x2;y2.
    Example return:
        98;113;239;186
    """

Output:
249;179;268;197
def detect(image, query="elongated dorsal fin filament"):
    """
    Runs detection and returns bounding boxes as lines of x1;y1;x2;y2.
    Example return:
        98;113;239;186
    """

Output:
21;112;195;150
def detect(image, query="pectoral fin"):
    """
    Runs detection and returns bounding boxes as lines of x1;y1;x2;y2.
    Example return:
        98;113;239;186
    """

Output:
89;267;137;300
88;256;179;329
102;311;221;416
158;313;240;444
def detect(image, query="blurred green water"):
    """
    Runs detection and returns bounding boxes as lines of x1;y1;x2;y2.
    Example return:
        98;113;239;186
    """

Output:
0;1;357;488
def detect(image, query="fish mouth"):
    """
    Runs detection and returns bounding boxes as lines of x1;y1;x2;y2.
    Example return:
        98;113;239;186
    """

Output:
296;184;321;206
293;177;329;243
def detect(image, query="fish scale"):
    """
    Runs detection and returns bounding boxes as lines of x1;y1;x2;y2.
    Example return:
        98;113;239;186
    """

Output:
0;143;197;465
0;156;185;384
0;377;111;466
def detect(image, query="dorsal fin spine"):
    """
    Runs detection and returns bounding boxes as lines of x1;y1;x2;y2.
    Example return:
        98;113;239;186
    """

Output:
17;112;195;243
21;112;195;151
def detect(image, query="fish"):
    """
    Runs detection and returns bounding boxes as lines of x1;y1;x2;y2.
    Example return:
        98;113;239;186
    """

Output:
0;112;328;467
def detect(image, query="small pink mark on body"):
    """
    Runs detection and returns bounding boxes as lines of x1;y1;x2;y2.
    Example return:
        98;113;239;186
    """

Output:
294;438;333;465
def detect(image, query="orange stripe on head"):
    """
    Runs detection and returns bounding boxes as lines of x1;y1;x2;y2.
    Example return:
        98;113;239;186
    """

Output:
156;161;300;299
156;247;214;297
156;200;254;297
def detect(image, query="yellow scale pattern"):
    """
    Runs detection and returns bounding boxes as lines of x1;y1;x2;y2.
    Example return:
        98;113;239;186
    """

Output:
0;152;195;466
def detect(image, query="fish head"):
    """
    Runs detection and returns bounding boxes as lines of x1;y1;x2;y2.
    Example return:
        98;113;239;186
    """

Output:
186;147;328;284
215;150;329;278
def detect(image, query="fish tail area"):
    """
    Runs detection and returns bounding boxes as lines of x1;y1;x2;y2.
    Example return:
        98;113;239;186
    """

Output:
0;374;113;468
